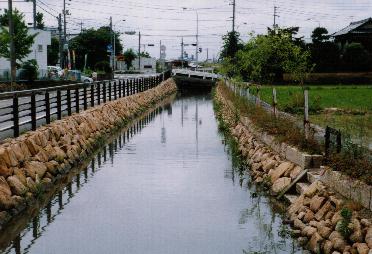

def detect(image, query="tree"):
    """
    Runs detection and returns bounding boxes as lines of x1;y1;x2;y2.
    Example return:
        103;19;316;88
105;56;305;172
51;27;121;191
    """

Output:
20;59;38;81
236;31;312;84
35;12;45;30
311;27;330;44
123;49;136;70
138;51;150;58
220;31;243;60
0;9;37;64
47;37;59;66
69;26;123;70
309;27;340;72
342;43;371;71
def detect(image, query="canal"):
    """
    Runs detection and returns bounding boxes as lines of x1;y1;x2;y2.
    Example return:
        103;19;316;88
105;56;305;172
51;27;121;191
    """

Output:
0;89;303;254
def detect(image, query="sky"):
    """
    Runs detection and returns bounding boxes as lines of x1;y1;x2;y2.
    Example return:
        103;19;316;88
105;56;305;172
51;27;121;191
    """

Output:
1;0;372;61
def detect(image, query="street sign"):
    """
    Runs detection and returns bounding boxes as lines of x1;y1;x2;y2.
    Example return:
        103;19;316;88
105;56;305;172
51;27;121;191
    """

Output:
160;45;166;51
107;44;113;53
160;53;166;59
124;31;136;35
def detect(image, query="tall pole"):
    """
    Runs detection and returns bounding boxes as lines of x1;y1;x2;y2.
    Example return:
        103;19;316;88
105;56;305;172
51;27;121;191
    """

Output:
8;0;16;86
273;6;279;29
58;14;63;67
63;0;67;42
206;48;209;62
138;31;141;71
110;17;114;69
195;10;199;69
33;0;36;29
181;37;184;68
232;0;236;32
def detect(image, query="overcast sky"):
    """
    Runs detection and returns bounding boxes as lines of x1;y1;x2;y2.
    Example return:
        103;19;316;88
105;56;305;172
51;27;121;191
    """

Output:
1;0;371;60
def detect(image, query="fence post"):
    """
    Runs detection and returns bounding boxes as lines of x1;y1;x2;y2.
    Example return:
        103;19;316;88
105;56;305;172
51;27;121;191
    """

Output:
103;82;107;103
67;89;72;116
118;80;122;98
126;80;129;96
45;91;50;124
84;87;88;110
114;81;117;100
31;92;37;130
304;89;309;139
90;85;95;107
13;94;19;137
97;82;101;105
57;90;62;120
108;81;112;101
75;88;79;113
272;87;277;117
325;126;330;161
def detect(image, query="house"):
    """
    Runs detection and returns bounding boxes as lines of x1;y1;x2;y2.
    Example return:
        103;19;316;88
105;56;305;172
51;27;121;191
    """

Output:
332;18;372;52
0;28;51;80
116;57;157;73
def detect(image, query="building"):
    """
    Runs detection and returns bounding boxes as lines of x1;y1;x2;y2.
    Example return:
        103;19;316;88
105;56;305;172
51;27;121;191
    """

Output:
116;57;157;73
333;18;372;52
0;28;51;80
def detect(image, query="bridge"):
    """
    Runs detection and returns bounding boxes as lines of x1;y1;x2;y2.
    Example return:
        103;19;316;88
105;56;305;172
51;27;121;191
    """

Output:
172;68;219;80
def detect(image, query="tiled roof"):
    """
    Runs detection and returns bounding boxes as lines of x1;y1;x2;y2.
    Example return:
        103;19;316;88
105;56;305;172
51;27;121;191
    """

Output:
332;18;372;37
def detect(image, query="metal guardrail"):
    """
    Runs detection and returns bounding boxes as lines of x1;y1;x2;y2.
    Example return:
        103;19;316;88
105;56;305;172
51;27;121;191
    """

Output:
0;71;172;139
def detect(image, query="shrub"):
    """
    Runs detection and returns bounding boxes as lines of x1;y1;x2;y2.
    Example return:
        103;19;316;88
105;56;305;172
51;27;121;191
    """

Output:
94;61;112;74
20;59;38;81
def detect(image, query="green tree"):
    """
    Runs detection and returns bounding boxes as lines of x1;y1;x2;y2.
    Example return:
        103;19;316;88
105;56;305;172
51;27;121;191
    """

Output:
236;31;312;85
20;59;38;81
47;37;59;66
35;12;45;29
220;31;243;60
311;27;330;44
0;9;37;64
342;43;371;71
138;51;150;58
69;26;123;70
123;49;137;70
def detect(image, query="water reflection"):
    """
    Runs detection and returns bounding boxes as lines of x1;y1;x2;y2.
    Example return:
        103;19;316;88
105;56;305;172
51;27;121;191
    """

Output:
0;107;163;254
0;91;303;254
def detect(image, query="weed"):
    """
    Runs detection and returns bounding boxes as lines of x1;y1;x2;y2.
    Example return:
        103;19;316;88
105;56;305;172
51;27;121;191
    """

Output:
336;208;353;239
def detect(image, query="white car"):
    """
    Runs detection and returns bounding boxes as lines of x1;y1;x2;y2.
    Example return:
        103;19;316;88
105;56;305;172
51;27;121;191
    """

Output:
81;75;93;84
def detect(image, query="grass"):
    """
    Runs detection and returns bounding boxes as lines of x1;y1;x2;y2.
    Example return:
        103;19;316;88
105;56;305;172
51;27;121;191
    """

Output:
218;81;372;185
253;85;372;112
247;84;372;147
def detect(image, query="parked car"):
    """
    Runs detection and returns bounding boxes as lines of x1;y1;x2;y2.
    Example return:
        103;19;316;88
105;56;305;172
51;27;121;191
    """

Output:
47;66;64;79
81;75;93;84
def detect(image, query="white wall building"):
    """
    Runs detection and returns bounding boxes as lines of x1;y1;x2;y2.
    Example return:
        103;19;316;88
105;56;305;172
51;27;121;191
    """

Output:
0;28;51;80
116;57;157;73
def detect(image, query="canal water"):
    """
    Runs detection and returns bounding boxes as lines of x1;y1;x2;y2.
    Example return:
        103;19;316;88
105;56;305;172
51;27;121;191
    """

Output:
0;89;303;254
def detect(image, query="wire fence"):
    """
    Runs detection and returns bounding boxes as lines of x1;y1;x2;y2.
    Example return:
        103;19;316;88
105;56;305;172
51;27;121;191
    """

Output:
224;79;372;157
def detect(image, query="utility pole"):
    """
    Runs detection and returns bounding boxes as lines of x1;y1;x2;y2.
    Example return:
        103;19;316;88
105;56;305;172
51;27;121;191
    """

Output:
138;31;141;71
110;16;114;69
80;20;83;33
273;6;279;29
181;37;184;68
8;0;16;86
63;0;67;42
206;48;209;62
33;0;36;29
58;14;63;67
195;11;199;69
232;0;236;32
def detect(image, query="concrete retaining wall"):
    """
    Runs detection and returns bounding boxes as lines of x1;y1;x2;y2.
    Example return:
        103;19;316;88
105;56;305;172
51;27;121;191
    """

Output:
0;79;177;226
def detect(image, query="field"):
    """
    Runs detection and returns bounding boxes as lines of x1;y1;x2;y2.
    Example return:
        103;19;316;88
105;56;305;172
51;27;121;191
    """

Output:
250;85;372;147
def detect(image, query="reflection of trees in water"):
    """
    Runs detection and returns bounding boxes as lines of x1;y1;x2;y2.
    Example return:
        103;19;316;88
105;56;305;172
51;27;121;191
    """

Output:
1;109;161;254
220;132;300;254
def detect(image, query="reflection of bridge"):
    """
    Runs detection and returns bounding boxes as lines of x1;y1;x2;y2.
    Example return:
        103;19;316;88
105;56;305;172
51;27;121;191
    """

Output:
172;69;219;80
